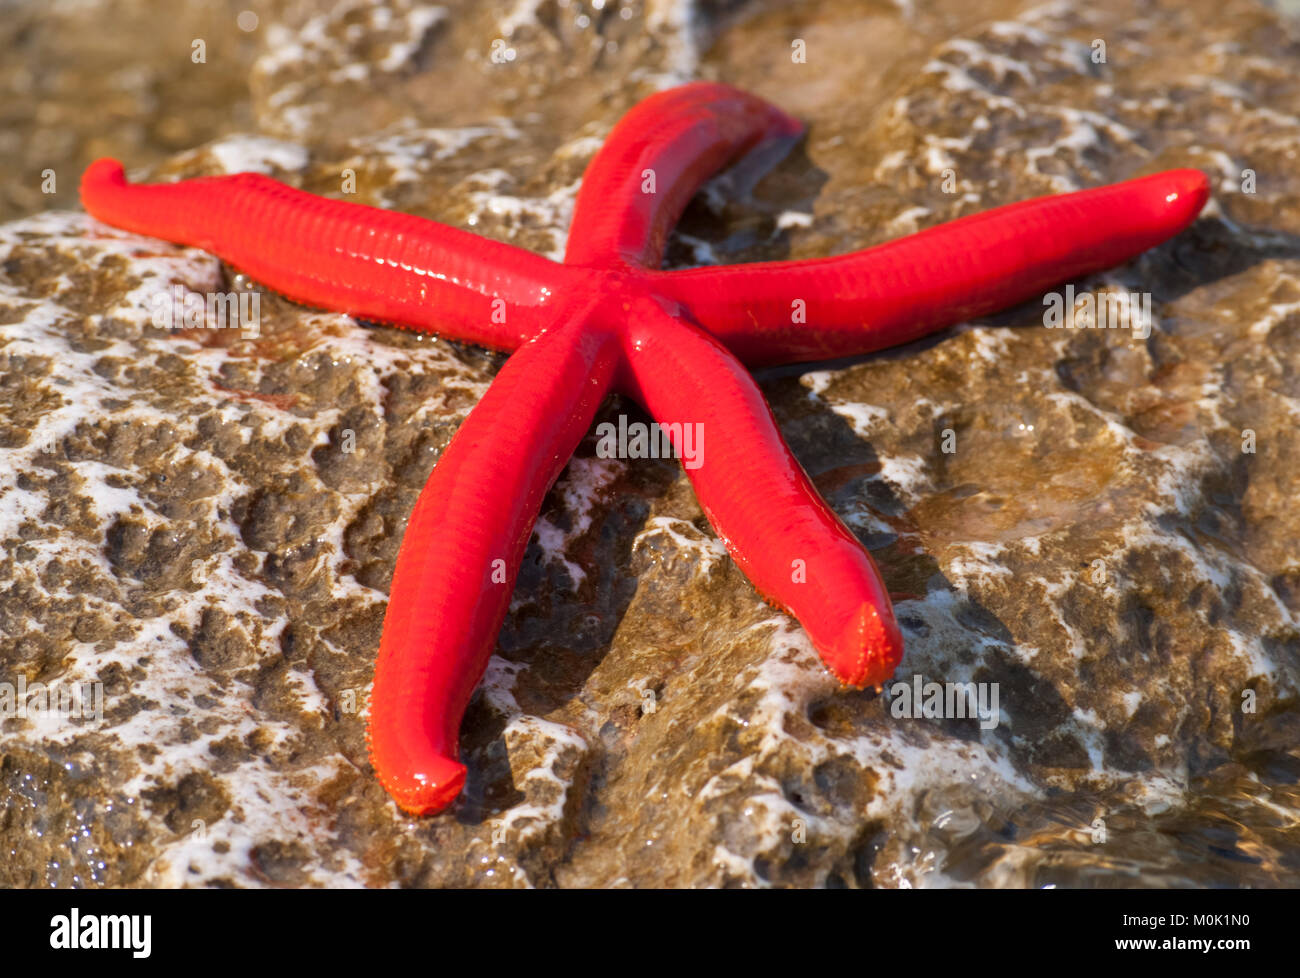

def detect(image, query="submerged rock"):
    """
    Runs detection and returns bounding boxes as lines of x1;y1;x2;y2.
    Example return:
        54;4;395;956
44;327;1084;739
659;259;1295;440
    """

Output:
2;0;1299;887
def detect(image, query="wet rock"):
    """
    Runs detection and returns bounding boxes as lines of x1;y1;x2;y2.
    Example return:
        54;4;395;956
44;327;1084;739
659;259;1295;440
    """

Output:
2;0;1300;888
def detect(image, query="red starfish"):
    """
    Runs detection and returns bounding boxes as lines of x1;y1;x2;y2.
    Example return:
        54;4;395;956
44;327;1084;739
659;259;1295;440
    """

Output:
80;83;1210;816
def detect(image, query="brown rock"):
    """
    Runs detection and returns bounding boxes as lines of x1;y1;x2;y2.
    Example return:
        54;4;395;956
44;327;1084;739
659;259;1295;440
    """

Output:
2;0;1299;888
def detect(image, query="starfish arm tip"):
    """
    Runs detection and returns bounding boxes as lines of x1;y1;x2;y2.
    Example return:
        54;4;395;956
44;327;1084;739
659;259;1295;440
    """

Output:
82;157;126;184
80;158;129;212
371;748;467;817
825;602;905;690
1152;167;1212;229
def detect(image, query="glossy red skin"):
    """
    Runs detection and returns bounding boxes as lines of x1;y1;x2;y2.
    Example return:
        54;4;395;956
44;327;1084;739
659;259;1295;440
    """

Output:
654;169;1213;365
80;156;559;349
80;82;1211;816
564;84;803;268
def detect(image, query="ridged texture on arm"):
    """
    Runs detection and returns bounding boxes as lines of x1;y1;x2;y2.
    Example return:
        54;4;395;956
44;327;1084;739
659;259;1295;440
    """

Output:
80;158;563;349
565;82;802;269
366;310;621;815
656;169;1211;365
623;302;902;687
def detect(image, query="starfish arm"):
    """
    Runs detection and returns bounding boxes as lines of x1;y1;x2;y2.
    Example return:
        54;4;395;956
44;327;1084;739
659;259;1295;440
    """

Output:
622;303;902;687
565;82;802;269
654;168;1211;365
367;310;621;816
80;158;563;349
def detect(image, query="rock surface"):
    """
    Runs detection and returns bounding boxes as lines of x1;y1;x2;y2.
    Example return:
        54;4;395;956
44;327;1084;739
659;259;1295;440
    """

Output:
2;0;1300;887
